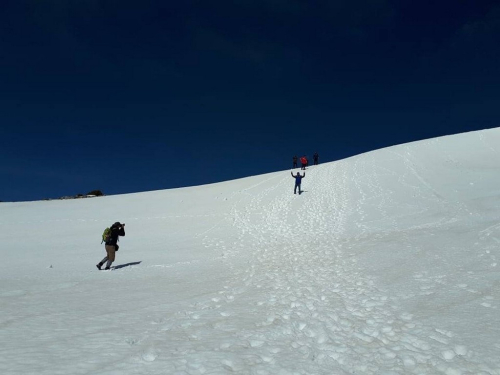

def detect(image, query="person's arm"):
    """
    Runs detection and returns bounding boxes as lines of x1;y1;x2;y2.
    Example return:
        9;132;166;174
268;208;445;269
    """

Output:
119;224;125;237
302;173;305;177
291;171;294;177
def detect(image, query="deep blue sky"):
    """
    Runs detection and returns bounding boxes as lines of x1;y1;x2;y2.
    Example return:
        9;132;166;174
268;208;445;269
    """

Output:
1;0;499;201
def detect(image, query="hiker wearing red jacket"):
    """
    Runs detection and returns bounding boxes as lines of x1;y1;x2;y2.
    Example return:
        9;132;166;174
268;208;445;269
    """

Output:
300;156;307;170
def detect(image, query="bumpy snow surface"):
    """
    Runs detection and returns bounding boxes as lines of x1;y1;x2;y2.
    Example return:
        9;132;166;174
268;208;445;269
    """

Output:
1;129;500;375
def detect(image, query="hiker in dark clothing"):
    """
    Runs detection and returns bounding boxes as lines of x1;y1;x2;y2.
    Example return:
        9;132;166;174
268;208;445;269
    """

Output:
291;171;305;194
313;152;319;165
293;155;298;168
97;222;125;270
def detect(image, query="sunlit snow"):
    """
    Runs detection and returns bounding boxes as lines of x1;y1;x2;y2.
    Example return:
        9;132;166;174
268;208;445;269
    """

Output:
1;129;500;374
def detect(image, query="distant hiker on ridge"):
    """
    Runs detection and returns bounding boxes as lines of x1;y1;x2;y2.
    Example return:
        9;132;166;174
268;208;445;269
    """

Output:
293;155;298;169
300;156;307;170
313;152;319;165
97;222;125;270
291;170;305;195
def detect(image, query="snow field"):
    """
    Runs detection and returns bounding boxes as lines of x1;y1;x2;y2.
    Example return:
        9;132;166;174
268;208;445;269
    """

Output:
1;128;500;374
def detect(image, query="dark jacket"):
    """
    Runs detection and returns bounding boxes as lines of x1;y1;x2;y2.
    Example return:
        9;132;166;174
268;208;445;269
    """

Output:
105;226;125;246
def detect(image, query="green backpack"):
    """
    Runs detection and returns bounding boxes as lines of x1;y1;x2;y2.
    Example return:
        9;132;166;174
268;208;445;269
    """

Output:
101;227;111;244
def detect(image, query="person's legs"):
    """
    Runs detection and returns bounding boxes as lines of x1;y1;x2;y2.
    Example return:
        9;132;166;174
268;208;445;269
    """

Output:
294;183;298;194
298;183;302;194
104;245;116;269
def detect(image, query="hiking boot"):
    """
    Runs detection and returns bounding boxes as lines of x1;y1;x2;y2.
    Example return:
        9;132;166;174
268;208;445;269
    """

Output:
96;263;102;270
104;266;110;270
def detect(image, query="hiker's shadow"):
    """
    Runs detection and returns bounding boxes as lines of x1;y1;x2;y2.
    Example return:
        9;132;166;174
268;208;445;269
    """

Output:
299;190;308;195
113;261;142;270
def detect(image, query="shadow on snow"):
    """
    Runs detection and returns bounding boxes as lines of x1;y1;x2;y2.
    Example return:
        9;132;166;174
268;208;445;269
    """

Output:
113;261;142;270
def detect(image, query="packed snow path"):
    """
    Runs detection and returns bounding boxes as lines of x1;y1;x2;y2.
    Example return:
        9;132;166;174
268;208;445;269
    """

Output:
1;129;500;374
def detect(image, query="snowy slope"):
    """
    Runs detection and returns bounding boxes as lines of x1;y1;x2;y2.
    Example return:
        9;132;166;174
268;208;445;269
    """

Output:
1;128;500;375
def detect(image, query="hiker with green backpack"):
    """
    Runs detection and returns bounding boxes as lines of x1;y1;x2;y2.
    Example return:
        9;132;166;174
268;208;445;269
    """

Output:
96;222;125;270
